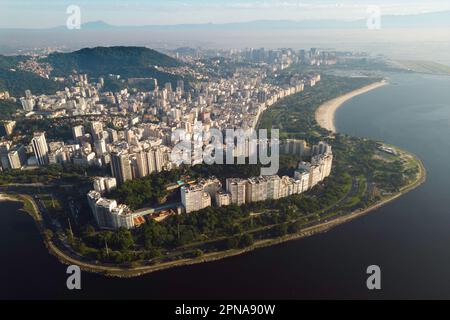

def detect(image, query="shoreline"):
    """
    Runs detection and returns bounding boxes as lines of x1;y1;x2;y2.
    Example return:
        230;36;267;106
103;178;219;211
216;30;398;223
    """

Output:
315;80;388;133
0;193;21;202
4;79;426;278
4;152;426;278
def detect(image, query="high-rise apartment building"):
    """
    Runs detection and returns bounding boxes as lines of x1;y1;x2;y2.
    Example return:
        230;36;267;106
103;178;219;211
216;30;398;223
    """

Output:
89;121;104;141
93;177;117;194
246;176;268;203
154;145;170;172
226;178;247;205
0;141;11;170
266;175;281;200
215;191;232;207
110;151;133;184
8;144;27;169
181;184;211;213
31;132;49;166
94;139;107;156
87;190;139;230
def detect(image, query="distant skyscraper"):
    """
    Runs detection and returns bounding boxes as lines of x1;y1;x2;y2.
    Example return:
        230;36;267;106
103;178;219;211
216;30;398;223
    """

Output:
110;151;133;184
31;132;49;166
176;80;184;95
152;78;158;92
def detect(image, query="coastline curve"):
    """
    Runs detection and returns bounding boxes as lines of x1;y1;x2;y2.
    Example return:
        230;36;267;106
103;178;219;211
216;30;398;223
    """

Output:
315;80;388;133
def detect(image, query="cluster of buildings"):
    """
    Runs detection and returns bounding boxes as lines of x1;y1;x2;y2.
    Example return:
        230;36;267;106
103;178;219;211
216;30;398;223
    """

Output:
87;176;144;230
0;124;40;170
180;141;333;214
19;75;104;116
0;131;75;169
87;190;137;230
16;67;318;128
0;48;335;232
86;140;333;230
1;66;320;183
87;175;181;230
172;48;338;71
17;58;53;79
298;48;338;66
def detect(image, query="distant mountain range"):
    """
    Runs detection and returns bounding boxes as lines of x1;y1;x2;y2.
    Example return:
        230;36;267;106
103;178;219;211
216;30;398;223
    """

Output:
4;10;449;31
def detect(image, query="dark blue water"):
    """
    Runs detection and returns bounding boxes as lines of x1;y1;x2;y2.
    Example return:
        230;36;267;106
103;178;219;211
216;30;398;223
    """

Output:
2;73;450;299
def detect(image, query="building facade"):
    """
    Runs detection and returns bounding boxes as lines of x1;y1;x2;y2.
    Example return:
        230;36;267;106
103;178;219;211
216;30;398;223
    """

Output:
31;132;49;166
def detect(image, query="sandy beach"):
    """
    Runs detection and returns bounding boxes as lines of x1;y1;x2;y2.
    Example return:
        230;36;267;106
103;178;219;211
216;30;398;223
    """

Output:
315;80;388;133
0;193;18;202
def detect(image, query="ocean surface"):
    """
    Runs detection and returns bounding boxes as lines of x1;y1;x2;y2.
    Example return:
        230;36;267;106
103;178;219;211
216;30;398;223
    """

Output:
2;73;450;299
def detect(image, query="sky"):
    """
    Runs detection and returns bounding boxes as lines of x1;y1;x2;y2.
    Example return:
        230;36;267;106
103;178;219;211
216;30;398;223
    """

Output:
1;0;450;28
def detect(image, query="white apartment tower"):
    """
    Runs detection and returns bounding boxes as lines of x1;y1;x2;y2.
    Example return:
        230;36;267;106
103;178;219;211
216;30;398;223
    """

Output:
226;178;247;205
111;151;133;184
181;184;211;213
31;132;49;166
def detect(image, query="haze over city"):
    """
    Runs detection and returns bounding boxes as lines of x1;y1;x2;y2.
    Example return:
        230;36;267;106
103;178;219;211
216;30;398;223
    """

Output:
0;1;449;63
1;0;450;305
2;0;450;27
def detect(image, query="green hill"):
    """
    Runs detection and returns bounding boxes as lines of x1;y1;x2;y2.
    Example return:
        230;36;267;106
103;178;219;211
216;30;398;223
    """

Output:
0;68;65;97
0;99;21;120
0;55;65;97
0;55;27;70
43;46;183;81
0;47;186;98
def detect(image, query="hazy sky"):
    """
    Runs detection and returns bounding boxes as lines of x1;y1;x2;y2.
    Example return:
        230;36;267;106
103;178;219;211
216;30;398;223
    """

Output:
1;0;450;28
